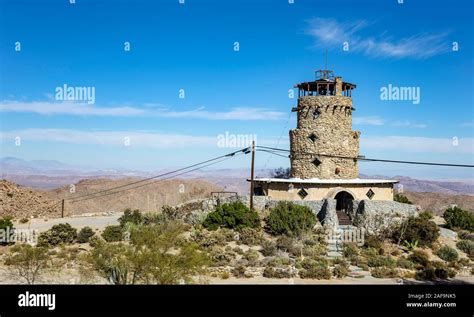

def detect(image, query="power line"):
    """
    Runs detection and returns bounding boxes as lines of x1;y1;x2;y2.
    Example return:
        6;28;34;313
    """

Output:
257;145;474;168
257;148;290;159
68;151;246;204
67;147;249;202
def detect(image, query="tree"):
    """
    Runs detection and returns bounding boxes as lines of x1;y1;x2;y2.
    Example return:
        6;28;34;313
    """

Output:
89;221;208;284
443;206;474;231
272;167;291;179
393;194;412;204
203;201;260;231
4;244;49;284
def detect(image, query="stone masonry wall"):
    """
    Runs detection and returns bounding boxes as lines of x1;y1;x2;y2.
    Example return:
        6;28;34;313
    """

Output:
290;95;360;179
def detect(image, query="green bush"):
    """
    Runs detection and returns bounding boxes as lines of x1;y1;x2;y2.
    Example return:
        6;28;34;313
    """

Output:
415;262;456;280
367;255;396;268
394;194;412;204
119;209;144;227
436;245;459;262
456;240;474;258
408;250;430;267
101;225;123;242
260;240;277;257
443;207;474;231
342;242;360;258
333;264;349;278
395;216;440;247
371;267;398;278
298;259;331;279
203;201;260;231
0;216;14;245
263;266;292;278
265;201;317;236
77;227;95;243
37;223;77;247
4;244;49;284
396;257;415;269
238;227;264;246
363;234;383;249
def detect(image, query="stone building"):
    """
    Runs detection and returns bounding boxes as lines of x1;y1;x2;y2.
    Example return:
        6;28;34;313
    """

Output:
252;70;399;225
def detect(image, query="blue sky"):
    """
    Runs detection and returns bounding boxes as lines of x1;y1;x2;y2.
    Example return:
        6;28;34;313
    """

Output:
0;0;473;179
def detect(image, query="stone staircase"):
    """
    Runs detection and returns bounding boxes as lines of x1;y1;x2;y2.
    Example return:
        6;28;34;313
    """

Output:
336;210;351;225
326;225;357;258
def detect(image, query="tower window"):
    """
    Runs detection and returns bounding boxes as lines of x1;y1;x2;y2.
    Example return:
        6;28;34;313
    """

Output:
308;133;318;142
312;109;321;120
335;167;340;175
312;157;322;167
366;189;375;200
298;188;308;199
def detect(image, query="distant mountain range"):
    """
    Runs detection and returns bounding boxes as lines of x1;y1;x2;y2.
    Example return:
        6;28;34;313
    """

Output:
1;157;473;195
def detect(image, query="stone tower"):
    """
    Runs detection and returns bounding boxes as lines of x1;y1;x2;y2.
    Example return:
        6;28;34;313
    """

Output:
290;70;360;179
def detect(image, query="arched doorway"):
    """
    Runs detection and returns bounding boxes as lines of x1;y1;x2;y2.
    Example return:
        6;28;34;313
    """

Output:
334;191;354;225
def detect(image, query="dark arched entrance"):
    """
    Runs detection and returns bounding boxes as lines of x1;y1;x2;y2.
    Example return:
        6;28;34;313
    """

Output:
334;191;354;225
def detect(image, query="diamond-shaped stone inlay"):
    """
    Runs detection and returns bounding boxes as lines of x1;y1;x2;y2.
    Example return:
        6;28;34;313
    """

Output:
298;188;308;199
366;189;375;199
312;109;321;120
312;157;322;167
308;133;318;142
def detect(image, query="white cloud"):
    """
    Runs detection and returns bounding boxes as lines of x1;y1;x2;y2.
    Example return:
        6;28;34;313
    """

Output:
361;136;473;154
0;129;216;148
391;120;427;128
0;101;285;121
307;18;450;59
353;116;385;126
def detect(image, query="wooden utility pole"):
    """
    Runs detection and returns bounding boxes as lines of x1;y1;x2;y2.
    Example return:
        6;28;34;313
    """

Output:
250;140;255;210
61;199;65;218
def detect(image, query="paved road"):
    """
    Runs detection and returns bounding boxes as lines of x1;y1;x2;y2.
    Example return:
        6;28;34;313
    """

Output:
14;213;123;232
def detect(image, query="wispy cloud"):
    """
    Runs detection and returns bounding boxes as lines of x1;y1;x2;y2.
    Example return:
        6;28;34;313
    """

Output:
391;120;427;129
460;121;474;128
0;101;285;121
353;116;427;128
362;136;473;154
306;18;450;59
353;116;385;126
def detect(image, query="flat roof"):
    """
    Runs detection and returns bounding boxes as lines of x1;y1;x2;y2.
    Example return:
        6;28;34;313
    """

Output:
250;177;399;185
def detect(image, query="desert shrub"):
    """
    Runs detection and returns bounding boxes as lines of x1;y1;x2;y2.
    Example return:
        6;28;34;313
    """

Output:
203;201;260;231
272;167;291;179
221;271;230;279
19;218;29;224
419;211;434;220
367;255;396;268
396;257;415;269
456;240;474;258
243;249;260;266
119;209;144;227
0;216;14;245
371;267;398;278
363;234;383;249
77;227;95;243
342;242;359;258
408;250;430;267
436;245;459;262
457;230;474;241
260;240;277;257
271;236;302;257
394;194;412;204
4;244;49;284
333;264;349;278
395;216;439;247
232;265;246;278
266;202;317;236
90;221;208;284
298;259;331;279
443;206;474;232
415;262;456;280
101;225;123;242
266;256;293;268
238;227;264;246
263;266;292;278
302;244;326;258
37;223;77;247
209;247;235;266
